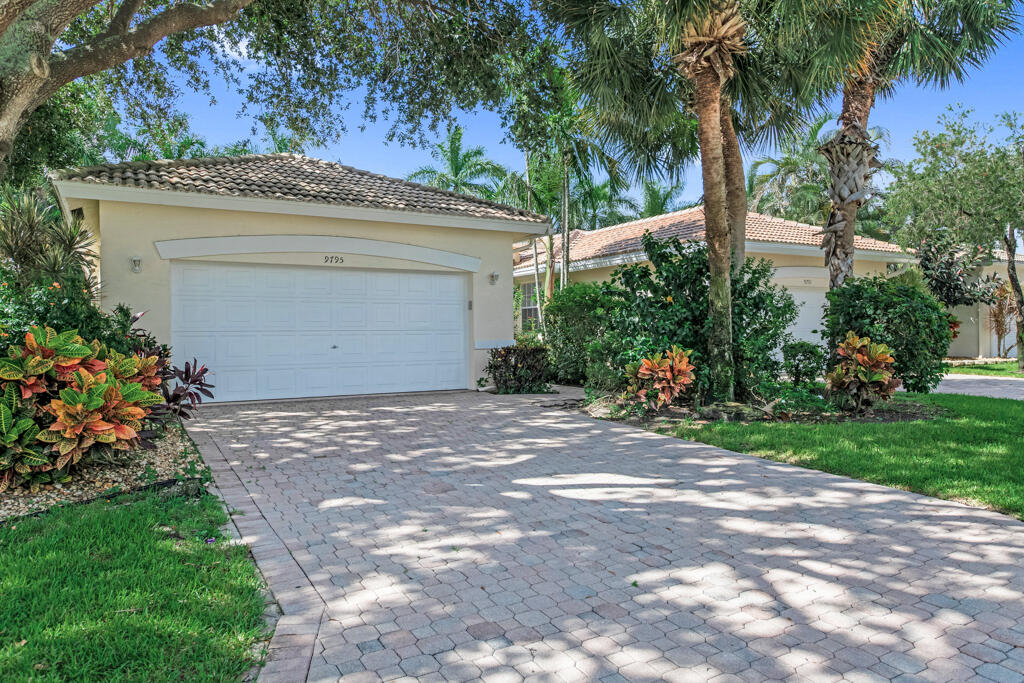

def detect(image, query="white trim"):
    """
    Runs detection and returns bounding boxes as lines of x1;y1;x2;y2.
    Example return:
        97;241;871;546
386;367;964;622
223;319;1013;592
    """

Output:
52;180;551;234
475;339;515;350
773;266;829;280
154;234;481;272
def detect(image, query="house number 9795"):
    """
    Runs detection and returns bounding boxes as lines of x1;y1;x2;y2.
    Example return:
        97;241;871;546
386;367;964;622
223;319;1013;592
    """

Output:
323;255;345;264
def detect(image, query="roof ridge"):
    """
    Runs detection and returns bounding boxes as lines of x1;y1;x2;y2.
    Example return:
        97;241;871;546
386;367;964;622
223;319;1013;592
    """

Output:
48;152;296;181
590;205;704;234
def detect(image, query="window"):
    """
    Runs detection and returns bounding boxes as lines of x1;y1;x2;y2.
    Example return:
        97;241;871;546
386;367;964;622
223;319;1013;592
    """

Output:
519;282;540;329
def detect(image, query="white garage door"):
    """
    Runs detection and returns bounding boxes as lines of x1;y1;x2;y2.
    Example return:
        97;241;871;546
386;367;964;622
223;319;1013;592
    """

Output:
171;262;468;402
789;287;828;346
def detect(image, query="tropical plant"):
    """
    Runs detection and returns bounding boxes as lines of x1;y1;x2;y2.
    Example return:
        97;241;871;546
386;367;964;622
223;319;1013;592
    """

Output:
988;284;1018;358
603;234;797;403
749;113;889;228
573;177;637;230
634;180;690;219
544;283;620;384
0;187;96;288
484;342;551;394
824;276;951;393
819;0;1017;290
915;232;1001;309
407;127;507;197
0;326;164;492
621;346;695;412
826;332;900;412
159;360;216;423
782;341;826;388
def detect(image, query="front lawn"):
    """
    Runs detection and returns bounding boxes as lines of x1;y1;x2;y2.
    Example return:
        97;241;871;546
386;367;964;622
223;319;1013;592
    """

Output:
946;361;1024;377
677;393;1024;519
0;486;266;682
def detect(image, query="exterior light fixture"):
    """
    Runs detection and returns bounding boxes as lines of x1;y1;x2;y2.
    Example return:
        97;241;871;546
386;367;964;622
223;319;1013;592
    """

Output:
489;271;500;285
129;256;142;273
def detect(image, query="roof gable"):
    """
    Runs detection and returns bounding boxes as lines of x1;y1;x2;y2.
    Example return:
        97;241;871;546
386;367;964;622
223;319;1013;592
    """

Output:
51;154;546;225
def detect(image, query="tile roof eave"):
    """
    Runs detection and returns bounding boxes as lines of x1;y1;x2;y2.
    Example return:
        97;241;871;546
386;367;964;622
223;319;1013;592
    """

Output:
53;176;551;230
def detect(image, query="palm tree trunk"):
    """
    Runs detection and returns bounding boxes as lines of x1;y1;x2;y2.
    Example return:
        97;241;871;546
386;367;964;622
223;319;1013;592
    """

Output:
1003;228;1024;371
560;153;570;289
820;78;881;289
693;68;734;401
543;235;556;301
721;96;746;275
524;151;545;332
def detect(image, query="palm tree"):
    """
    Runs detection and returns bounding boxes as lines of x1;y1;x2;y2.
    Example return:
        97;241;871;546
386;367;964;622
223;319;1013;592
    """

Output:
748;113;834;224
635;180;690;219
573;177;637;230
819;1;1017;289
407;126;506;197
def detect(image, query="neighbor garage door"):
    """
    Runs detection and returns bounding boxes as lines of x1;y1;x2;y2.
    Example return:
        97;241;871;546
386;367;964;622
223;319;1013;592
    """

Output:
171;262;468;402
789;287;828;346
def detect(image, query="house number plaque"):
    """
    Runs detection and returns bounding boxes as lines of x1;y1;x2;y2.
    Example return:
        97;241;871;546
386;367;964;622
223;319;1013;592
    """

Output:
323;255;346;264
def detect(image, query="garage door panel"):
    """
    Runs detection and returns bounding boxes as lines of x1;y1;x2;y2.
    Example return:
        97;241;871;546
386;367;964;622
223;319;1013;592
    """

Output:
172;262;467;401
371;302;402;329
333;303;367;329
263;301;297;329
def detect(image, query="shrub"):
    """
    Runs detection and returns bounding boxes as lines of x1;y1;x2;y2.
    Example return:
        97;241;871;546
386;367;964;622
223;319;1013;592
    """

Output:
0;268;142;356
824;275;952;393
621;346;695;413
782;341;826;387
826;331;901;412
600;235;797;401
484;342;550;394
544;283;619;384
0;326;164;492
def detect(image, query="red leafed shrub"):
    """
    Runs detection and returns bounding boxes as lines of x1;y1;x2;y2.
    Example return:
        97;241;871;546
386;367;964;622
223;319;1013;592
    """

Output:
0;326;164;493
621;345;695;412
826;331;901;412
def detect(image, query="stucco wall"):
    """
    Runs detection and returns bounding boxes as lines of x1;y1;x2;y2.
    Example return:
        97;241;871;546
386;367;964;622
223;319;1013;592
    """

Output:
88;199;521;387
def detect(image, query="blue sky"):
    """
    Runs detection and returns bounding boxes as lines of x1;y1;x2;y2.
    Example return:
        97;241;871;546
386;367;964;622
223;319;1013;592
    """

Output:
179;34;1024;205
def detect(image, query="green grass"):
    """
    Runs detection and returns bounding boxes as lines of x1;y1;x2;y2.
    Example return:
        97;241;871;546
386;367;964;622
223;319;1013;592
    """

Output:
0;487;266;682
946;361;1024;377
678;393;1024;519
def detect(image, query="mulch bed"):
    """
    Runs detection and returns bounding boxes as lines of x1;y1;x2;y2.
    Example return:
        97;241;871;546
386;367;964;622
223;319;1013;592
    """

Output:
583;394;945;430
0;425;206;522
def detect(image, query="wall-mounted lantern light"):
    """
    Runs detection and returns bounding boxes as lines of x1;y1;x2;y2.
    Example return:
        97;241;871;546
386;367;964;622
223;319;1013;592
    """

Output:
129;256;142;273
489;271;500;285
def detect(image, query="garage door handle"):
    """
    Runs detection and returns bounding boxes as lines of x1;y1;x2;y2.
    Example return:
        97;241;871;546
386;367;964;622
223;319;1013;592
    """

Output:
330;345;338;349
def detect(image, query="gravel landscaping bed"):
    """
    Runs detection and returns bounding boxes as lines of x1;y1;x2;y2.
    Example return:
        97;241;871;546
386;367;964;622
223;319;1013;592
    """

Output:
0;425;206;521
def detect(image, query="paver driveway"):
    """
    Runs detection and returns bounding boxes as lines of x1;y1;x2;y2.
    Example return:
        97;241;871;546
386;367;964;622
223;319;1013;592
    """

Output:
935;374;1024;401
189;391;1024;683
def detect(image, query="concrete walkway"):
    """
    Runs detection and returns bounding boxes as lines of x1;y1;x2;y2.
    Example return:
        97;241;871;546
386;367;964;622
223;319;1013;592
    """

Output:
935;374;1024;401
189;391;1024;682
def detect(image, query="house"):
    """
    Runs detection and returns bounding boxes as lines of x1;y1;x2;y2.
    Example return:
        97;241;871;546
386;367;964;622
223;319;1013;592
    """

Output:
50;154;549;402
513;206;1019;358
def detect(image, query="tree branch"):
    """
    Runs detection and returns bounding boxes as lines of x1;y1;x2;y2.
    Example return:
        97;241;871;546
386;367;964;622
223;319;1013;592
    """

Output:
40;0;255;105
104;0;144;38
0;1;43;42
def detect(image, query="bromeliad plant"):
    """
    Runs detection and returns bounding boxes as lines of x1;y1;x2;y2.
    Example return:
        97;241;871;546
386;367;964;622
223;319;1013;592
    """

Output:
826;332;901;413
621;346;696;413
0;326;166;493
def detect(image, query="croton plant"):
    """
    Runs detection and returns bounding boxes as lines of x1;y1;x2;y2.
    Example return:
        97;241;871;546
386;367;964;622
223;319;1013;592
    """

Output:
0;326;165;493
622;345;696;412
826;331;901;412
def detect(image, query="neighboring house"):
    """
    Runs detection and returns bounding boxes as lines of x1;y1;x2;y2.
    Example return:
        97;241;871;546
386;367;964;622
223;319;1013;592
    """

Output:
51;154;549;402
513;206;1018;359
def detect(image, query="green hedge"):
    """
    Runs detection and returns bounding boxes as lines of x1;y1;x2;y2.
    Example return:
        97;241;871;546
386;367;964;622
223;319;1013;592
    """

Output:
543;282;618;384
824;276;952;393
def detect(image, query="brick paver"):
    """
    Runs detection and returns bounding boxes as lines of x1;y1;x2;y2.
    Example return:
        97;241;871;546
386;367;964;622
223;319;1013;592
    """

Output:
936;374;1024;400
190;390;1024;682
